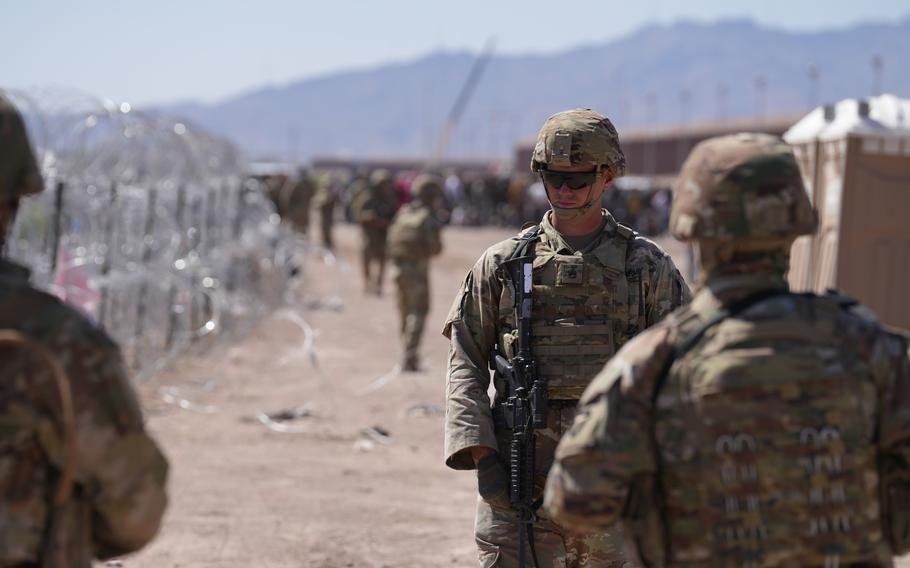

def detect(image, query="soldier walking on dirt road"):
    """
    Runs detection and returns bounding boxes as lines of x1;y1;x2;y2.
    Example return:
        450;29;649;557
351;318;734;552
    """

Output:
353;169;398;295
388;174;444;372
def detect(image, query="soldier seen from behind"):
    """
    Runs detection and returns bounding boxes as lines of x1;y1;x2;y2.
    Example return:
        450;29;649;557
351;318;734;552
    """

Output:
544;133;910;567
352;169;398;295
443;108;690;568
0;93;169;566
387;174;444;372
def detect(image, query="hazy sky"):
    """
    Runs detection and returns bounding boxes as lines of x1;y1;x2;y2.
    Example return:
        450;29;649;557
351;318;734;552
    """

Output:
3;0;908;106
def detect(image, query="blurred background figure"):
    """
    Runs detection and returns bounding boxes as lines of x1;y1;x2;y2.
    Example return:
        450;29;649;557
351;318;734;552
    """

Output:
313;171;341;250
280;167;315;236
352;168;399;295
387;173;444;371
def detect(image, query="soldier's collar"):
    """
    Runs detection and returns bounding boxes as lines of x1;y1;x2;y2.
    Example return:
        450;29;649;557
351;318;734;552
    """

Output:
539;210;616;253
699;273;790;307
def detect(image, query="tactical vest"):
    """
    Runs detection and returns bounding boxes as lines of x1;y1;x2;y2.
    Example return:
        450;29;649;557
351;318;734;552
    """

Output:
653;293;891;567
498;222;642;400
388;204;433;261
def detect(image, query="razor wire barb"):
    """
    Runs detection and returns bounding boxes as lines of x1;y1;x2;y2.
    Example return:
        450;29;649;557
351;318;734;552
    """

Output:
4;87;306;381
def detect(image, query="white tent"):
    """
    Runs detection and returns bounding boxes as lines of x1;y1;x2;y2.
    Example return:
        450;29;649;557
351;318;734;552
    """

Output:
784;94;910;332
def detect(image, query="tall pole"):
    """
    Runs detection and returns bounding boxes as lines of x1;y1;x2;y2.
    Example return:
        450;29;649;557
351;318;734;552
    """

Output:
871;55;883;96
753;75;767;121
644;94;658;175
807;63;820;109
431;37;497;166
677;89;692;169
679;88;692;125
618;97;630;128
715;83;728;122
287;125;299;167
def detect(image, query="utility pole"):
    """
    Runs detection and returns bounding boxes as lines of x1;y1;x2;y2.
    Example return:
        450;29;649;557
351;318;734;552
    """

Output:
677;88;692;169
871;55;883;96
807;63;820;109
431;37;496;166
679;88;692;125
715;83;728;122
644;93;659;175
753;75;768;121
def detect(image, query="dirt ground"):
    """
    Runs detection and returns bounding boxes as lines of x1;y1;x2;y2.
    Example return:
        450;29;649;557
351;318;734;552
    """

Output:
121;223;907;568
128;223;518;568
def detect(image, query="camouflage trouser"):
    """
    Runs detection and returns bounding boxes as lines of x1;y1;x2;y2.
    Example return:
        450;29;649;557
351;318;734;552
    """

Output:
361;227;388;259
319;208;334;249
360;227;388;291
477;401;637;568
287;205;310;235
393;260;429;366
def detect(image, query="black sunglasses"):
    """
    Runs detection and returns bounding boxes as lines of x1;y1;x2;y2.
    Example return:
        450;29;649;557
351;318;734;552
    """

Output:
539;169;600;190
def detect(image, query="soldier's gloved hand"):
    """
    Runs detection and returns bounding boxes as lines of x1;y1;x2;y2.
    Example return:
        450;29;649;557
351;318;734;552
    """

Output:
477;454;511;510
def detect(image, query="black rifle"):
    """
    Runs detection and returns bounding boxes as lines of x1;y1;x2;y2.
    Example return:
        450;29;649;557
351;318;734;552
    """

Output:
490;230;547;568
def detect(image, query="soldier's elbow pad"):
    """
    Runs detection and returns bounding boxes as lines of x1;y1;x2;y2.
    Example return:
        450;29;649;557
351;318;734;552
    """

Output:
94;488;167;559
92;433;169;555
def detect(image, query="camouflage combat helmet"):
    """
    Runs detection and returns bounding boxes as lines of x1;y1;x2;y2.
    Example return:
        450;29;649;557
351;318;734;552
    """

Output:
0;94;43;200
530;108;626;176
670;133;816;242
411;174;442;203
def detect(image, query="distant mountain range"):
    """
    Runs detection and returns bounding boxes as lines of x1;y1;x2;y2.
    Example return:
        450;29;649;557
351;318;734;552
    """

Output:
160;17;910;162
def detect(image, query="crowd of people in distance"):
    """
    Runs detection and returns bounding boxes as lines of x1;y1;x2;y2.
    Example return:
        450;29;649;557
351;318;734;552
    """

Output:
252;164;675;240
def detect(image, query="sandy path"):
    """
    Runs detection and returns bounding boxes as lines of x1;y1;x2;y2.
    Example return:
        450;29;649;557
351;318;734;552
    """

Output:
122;222;907;568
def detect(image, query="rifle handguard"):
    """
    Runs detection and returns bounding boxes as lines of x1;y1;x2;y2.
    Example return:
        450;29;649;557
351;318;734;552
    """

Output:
531;380;548;429
510;432;523;505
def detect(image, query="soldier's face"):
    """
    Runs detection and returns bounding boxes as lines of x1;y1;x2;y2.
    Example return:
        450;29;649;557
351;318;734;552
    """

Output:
541;164;612;209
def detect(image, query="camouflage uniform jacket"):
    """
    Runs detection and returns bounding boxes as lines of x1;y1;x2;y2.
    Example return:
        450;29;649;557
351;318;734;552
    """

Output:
443;211;690;470
544;273;910;567
0;258;168;566
353;189;397;230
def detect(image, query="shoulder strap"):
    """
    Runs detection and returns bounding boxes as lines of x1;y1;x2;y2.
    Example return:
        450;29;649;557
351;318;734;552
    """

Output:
615;222;635;241
507;224;542;263
652;289;791;403
824;287;859;309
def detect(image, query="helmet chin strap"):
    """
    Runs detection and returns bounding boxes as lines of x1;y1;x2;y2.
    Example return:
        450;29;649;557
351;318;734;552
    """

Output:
540;172;598;221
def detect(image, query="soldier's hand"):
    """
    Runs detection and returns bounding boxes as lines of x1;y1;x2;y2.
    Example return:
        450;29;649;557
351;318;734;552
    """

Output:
477;454;511;510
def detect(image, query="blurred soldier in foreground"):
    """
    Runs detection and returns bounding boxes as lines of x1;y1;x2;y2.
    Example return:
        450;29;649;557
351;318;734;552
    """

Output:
544;133;910;567
0;93;169;566
444;109;690;568
353;169;398;295
387;174;443;371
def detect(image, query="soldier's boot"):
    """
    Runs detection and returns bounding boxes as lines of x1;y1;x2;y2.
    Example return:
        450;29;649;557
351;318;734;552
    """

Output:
401;355;420;372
